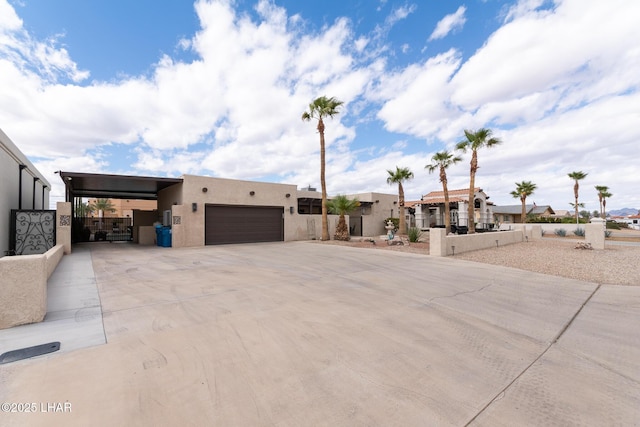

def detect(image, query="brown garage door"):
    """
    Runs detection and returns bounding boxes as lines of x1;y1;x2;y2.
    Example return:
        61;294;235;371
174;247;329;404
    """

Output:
205;205;284;245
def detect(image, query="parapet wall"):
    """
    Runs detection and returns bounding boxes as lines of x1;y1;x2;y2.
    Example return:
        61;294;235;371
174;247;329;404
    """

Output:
430;229;524;256
0;244;64;329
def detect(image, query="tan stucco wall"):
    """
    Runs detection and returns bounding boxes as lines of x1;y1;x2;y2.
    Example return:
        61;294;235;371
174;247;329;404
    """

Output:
0;254;46;329
346;192;397;237
430;228;524;256
56;202;72;254
586;218;605;249
0;244;65;329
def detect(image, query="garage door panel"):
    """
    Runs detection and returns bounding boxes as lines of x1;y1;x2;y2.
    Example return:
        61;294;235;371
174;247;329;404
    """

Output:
205;205;283;245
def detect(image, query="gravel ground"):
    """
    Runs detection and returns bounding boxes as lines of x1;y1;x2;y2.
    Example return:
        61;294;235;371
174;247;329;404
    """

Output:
319;237;640;286
454;239;640;286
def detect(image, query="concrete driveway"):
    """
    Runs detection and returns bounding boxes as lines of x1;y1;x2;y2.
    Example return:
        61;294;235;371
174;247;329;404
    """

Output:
1;242;639;426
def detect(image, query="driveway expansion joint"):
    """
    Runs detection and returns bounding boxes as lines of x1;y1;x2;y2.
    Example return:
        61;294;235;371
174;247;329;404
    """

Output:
464;283;602;426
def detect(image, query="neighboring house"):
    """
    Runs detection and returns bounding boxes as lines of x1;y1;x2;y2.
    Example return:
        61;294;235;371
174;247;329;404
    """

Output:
613;215;640;230
86;198;157;218
550;209;572;220
493;204;555;224
413;188;494;231
0;129;51;257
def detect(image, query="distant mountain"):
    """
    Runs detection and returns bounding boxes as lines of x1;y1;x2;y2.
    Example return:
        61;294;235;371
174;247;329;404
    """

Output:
609;208;639;216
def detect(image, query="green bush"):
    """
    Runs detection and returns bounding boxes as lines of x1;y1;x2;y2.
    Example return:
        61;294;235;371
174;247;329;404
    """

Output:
554;228;567;237
384;217;399;230
408;227;422;243
573;227;585;237
606;221;620;230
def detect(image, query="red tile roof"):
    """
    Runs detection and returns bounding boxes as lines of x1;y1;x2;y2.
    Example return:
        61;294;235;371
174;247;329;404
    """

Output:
422;188;481;199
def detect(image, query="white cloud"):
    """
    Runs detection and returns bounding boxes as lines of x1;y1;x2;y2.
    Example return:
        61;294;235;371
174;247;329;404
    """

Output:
370;0;640;209
1;0;639;211
373;49;462;138
428;5;467;41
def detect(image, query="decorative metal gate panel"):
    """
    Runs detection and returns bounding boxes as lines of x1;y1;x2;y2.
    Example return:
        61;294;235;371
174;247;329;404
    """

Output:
10;210;56;255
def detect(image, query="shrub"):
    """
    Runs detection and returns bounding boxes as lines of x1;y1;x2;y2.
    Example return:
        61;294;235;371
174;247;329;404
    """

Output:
384;217;399;230
605;230;612;238
541;229;547;236
606;221;620;230
573;227;585;237
554;228;567;237
408;227;422;243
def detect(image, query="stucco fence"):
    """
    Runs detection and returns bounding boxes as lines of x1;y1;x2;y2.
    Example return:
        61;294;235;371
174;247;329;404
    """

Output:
430;219;605;256
0;244;64;329
499;222;579;235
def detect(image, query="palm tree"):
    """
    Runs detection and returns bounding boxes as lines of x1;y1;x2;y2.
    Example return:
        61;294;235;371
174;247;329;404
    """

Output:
568;171;588;224
89;198;116;230
386;166;414;235
76;201;95;217
510;181;537;224
426;150;462;233
89;198;116;217
326;195;360;241
456;128;501;233
595;185;611;218
302;96;344;241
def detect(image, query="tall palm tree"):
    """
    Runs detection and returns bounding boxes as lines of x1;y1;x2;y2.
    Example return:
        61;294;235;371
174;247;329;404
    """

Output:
386;166;414;235
510;181;537;224
456;128;501;233
595;185;611;219
302;96;344;241
568;171;588;224
326;195;360;241
426;150;462;233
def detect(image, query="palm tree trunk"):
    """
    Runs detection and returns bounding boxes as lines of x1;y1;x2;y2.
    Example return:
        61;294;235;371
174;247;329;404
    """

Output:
468;151;478;234
318;118;329;241
442;168;451;234
602;199;607;219
574;182;579;224
521;197;526;224
398;183;406;235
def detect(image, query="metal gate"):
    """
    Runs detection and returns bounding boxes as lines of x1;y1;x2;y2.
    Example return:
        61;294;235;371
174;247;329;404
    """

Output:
9;210;56;255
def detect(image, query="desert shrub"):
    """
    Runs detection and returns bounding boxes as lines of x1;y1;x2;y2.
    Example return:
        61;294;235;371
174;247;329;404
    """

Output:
528;216;561;223
561;217;585;224
541;229;547;236
408;227;422;243
573;227;585;237
554;228;567;237
605;230;612;238
384;217;399;230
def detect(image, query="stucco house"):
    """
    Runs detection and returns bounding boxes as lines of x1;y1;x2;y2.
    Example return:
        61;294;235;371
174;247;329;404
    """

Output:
493;204;555;224
0;129;51;257
412;188;494;231
60;172;398;247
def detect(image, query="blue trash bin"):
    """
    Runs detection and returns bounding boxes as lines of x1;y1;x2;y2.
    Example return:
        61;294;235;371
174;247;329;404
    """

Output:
155;225;163;247
160;226;172;247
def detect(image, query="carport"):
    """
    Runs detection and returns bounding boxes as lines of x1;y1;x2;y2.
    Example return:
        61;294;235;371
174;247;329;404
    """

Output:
58;171;182;244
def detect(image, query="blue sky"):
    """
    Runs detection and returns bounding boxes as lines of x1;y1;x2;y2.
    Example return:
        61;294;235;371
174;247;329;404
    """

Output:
1;0;639;212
